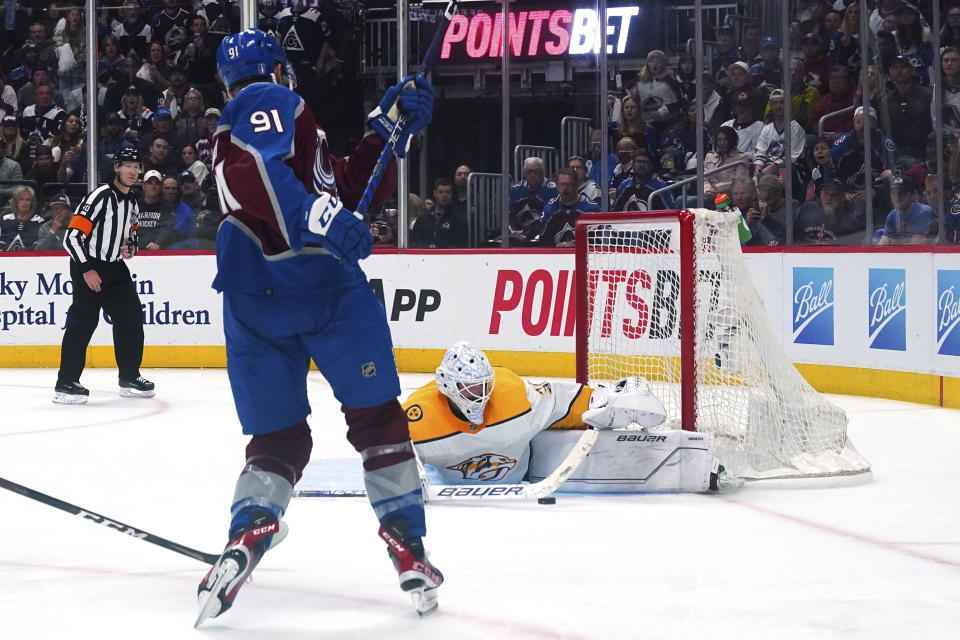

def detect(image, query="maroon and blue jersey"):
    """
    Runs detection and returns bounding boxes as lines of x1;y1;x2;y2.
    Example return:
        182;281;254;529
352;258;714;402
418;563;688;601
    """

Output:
211;82;395;294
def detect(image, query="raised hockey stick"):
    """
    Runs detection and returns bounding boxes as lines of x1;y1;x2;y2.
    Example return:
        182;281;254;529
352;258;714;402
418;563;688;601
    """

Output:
355;0;459;215
294;428;601;502
0;476;220;565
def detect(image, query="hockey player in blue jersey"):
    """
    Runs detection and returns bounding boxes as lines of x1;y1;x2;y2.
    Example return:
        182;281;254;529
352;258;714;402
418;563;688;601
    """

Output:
195;30;442;626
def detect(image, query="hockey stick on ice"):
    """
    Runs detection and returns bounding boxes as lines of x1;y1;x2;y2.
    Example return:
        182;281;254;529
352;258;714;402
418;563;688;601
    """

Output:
355;0;459;215
0;476;220;565
294;428;601;502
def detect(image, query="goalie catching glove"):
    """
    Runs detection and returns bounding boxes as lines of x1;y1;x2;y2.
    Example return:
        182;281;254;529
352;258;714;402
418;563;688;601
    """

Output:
582;377;667;430
304;192;372;263
366;75;435;158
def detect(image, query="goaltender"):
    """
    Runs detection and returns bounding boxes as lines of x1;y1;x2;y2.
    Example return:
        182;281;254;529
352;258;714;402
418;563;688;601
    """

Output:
403;342;720;492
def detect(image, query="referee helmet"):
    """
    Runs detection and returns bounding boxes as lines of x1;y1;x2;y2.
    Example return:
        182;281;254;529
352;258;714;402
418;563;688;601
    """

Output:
114;146;141;166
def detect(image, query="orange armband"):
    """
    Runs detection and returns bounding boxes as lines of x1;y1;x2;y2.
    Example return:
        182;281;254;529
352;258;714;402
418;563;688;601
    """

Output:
67;216;93;235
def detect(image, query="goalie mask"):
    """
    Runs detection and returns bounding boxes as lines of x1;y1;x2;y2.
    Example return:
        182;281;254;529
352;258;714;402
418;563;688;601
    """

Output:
435;342;495;425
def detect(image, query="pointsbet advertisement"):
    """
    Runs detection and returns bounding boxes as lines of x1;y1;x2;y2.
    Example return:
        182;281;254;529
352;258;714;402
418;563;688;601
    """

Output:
1;250;959;381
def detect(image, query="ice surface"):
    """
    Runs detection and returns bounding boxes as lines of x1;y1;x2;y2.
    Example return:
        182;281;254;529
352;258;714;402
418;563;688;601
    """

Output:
1;368;958;639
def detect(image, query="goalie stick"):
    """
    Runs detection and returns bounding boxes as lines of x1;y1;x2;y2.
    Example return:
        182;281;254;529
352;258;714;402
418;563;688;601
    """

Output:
355;0;459;214
294;427;601;502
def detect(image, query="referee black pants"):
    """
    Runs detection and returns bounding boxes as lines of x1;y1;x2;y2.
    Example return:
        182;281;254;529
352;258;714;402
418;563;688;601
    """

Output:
57;259;144;384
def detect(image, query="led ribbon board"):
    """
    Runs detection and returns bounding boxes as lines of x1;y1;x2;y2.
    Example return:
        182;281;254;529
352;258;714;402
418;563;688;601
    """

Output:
435;4;648;61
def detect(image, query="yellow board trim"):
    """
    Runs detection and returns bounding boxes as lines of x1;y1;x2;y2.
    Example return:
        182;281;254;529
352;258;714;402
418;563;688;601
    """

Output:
1;346;958;409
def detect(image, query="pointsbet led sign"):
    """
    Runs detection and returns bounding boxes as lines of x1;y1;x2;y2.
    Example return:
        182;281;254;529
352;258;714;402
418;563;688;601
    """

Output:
440;6;642;60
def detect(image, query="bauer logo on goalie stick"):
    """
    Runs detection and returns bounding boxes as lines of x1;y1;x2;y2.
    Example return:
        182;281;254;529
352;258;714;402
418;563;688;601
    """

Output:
868;269;906;351
435;486;525;497
446;453;517;481
936;270;960;356
792;267;835;345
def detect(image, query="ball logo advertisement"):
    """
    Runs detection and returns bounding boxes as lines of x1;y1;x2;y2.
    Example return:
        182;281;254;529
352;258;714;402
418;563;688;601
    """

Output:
792;267;835;345
937;270;960;357
868;268;906;351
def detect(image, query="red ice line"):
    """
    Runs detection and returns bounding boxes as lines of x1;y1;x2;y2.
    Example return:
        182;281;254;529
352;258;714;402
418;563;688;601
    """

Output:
0;559;589;640
0;383;169;437
721;496;960;572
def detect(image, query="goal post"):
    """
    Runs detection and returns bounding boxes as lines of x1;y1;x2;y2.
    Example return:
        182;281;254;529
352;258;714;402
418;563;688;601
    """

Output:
575;209;872;483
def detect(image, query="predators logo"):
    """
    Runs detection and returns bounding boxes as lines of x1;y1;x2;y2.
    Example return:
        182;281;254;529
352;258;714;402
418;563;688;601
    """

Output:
406;405;423;422
446;453;517;481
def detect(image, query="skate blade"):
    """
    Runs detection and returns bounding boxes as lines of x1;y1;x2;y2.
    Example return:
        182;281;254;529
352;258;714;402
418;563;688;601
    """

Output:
53;393;88;405
194;559;239;628
119;388;155;398
411;586;439;617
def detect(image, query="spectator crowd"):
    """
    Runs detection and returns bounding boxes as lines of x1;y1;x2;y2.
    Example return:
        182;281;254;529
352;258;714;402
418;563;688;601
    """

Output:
377;0;960;248
1;1;959;251
0;0;348;252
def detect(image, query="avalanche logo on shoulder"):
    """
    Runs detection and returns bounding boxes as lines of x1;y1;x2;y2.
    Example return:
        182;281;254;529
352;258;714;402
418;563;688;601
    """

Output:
868;268;906;351
937;270;960;356
792;267;835;345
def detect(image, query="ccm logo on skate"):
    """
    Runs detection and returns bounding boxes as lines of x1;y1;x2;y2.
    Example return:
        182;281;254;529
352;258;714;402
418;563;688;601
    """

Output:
435;486;524;497
616;434;667;442
77;510;147;539
251;523;279;537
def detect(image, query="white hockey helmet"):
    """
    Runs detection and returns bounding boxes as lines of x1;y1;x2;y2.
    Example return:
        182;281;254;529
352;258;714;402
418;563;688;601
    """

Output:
435;341;495;425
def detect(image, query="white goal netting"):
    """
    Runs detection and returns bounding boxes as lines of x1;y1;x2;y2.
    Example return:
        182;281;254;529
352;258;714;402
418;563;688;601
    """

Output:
580;209;871;482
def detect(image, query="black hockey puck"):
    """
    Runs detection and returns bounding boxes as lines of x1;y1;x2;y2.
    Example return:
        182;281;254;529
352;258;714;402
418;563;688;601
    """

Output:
537;497;557;505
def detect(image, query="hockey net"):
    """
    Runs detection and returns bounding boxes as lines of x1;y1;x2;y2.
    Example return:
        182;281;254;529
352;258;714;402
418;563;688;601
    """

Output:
575;210;871;482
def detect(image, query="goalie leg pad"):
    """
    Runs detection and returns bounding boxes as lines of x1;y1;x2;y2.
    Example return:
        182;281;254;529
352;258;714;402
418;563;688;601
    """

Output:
529;429;716;493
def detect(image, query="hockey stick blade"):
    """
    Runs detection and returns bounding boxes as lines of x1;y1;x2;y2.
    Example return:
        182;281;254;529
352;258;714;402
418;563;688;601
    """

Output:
356;0;459;214
0;476;220;565
294;428;600;502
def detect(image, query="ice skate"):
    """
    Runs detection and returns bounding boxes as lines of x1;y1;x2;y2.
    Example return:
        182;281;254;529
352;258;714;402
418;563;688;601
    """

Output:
119;377;155;398
53;380;89;405
380;523;443;616
195;510;279;628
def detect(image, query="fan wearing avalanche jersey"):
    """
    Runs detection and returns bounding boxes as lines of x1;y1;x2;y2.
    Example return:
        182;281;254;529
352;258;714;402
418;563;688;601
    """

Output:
404;342;719;493
195;30;442;626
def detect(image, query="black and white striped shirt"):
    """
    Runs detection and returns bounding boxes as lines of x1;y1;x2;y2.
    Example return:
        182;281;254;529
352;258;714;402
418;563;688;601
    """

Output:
63;182;139;268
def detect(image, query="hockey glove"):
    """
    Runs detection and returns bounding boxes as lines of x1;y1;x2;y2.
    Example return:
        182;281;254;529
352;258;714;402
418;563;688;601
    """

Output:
582;377;667;429
304;192;373;263
366;75;435;158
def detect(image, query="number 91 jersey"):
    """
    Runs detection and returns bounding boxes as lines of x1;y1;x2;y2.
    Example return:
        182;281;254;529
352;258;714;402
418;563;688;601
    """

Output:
211;82;395;294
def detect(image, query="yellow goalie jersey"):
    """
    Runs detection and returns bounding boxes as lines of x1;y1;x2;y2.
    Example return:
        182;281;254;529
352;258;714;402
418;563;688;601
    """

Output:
403;368;592;485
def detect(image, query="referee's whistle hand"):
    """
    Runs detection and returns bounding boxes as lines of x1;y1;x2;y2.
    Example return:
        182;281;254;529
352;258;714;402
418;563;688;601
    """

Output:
83;270;102;292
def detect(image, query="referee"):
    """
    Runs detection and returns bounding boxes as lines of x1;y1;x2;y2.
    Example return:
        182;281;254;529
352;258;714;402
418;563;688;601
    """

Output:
54;147;156;404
